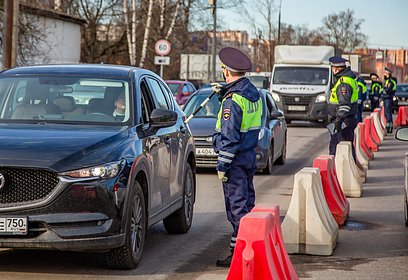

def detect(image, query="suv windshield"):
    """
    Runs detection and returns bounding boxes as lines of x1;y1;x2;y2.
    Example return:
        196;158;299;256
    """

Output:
183;92;221;118
273;67;329;85
0;76;130;124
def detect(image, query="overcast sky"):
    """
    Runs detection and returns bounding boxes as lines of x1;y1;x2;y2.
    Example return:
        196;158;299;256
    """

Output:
219;0;408;49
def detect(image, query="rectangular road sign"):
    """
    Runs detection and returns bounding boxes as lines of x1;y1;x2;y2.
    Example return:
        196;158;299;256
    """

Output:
154;56;170;65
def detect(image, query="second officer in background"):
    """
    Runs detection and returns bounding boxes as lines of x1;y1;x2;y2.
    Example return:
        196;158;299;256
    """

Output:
369;73;382;111
212;47;262;267
328;56;359;159
381;67;397;133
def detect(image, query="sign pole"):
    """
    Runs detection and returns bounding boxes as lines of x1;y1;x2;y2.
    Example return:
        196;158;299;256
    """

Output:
160;57;164;77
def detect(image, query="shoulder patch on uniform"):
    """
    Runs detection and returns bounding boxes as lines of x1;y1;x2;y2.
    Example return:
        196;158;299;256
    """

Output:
341;86;347;95
223;108;230;121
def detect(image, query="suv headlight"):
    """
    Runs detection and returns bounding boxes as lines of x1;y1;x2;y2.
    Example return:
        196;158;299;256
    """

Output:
271;92;280;102
61;160;125;179
315;93;326;103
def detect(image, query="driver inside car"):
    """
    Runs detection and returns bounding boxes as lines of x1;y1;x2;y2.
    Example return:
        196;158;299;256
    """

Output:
113;94;126;122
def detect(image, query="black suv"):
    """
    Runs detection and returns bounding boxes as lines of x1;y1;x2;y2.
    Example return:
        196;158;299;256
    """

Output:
0;65;196;269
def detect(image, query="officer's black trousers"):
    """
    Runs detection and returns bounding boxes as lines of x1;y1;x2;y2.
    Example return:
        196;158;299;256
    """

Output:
222;149;256;251
329;117;358;160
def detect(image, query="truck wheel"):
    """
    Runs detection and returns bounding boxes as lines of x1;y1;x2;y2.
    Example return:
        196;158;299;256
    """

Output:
163;163;195;234
263;143;274;174
106;181;147;269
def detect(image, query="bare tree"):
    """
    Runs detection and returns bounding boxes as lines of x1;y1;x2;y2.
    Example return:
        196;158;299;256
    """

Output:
123;0;137;65
139;0;153;67
76;0;127;63
322;9;367;53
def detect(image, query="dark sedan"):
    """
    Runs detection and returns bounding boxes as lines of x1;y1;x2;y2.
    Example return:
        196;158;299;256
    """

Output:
394;84;408;111
183;88;287;174
0;65;196;269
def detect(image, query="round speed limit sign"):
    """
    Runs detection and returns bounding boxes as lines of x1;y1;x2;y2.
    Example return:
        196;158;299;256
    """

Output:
155;39;171;56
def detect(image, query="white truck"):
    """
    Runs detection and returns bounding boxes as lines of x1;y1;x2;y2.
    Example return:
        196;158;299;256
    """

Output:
270;45;335;125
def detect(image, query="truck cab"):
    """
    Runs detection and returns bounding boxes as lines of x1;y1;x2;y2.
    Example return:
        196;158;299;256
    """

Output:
270;45;334;125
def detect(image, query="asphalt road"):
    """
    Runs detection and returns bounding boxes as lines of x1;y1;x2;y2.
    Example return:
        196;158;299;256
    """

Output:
0;122;407;280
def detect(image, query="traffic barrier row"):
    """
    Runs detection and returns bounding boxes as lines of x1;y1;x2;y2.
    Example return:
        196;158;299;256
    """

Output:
227;107;390;277
282;168;339;256
227;204;298;280
395;106;408;127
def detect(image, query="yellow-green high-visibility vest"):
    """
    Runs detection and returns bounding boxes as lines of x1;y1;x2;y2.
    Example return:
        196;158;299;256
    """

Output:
329;76;359;104
371;82;382;94
385;78;397;91
357;80;367;94
216;94;262;132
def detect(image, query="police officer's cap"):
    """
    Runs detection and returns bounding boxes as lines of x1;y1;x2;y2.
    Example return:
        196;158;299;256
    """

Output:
219;47;252;72
385;67;393;74
370;73;379;78
329;56;348;67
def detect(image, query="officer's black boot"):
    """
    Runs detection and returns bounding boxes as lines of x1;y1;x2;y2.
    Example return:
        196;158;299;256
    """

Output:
216;254;232;267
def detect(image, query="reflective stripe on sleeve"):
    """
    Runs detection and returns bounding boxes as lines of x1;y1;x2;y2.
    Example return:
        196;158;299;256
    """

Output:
218;157;232;163
219;151;235;158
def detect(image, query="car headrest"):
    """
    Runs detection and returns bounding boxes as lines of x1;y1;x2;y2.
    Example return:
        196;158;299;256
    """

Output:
53;96;75;112
24;80;51;103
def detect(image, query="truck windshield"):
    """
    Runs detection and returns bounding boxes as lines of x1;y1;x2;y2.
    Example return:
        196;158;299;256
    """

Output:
273;67;329;86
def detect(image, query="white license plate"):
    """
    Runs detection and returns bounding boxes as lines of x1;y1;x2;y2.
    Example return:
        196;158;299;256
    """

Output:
0;217;27;235
196;148;217;156
288;105;306;111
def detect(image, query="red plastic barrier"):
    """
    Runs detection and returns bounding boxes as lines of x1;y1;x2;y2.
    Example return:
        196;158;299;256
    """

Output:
363;117;379;152
357;122;374;160
395;106;408;127
369;115;381;146
381;106;387;129
313;156;350;225
374;108;385;130
227;207;299;280
251;204;298;280
394;106;404;127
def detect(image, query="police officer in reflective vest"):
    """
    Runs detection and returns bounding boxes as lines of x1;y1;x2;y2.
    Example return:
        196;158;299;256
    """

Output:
356;75;367;122
328;56;359;159
370;73;382;111
381;67;397;133
212;47;262;267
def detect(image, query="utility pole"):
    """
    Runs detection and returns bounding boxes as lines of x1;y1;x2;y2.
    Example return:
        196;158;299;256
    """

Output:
209;0;217;82
277;0;282;45
2;0;19;69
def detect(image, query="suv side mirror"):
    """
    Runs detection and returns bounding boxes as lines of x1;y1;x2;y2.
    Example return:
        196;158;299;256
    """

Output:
270;110;284;120
396;128;408;141
150;109;178;128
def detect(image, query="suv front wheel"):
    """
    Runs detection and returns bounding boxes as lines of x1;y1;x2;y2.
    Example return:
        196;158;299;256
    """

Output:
106;181;147;269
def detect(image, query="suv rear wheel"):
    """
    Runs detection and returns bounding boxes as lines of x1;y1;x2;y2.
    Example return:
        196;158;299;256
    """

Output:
263;142;274;174
106;181;146;269
163;163;194;233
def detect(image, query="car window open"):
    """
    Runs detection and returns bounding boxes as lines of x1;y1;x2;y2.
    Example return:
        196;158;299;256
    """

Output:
0;76;130;124
183;93;220;118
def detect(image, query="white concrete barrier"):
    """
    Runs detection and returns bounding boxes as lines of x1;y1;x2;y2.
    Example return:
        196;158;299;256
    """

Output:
354;125;369;170
335;141;363;198
371;112;385;142
282;167;339;256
